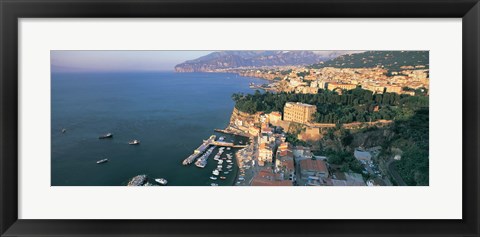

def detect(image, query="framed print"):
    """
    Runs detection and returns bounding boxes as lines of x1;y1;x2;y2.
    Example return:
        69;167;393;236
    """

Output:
1;0;479;236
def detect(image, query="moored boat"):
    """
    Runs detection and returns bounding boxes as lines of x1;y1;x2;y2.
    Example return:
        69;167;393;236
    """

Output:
210;176;217;180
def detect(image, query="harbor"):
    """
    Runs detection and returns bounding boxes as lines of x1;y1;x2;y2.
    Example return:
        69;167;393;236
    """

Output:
182;135;247;166
180;133;249;186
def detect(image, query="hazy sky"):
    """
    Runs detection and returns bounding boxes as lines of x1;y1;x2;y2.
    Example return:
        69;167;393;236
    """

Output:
51;51;212;72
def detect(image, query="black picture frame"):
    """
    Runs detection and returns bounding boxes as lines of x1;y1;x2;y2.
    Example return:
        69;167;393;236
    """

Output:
1;0;479;236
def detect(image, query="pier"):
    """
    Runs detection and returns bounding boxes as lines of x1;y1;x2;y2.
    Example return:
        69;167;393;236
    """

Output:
182;135;247;165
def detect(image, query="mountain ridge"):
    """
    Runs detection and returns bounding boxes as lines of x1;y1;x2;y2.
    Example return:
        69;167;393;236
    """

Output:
174;51;362;72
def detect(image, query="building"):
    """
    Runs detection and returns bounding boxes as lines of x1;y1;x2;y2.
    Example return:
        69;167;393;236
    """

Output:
258;143;273;165
354;149;372;161
268;111;282;124
283;102;317;124
327;82;357;91
248;126;260;136
251;168;293;186
299;159;329;179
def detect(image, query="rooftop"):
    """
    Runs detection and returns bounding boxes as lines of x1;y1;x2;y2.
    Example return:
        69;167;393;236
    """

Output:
300;159;328;173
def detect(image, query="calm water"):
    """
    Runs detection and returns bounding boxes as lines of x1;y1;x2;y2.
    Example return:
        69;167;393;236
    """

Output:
51;72;265;186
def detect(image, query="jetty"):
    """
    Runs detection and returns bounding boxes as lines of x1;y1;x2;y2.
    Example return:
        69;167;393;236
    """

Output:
182;135;247;166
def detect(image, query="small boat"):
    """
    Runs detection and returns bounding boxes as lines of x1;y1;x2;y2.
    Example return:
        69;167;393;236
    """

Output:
212;170;220;176
211;183;218;186
128;139;140;145
99;133;113;139
227;147;231;150
220;176;227;180
61;128;67;133
210;176;217;180
224;171;230;174
96;158;108;164
155;178;168;185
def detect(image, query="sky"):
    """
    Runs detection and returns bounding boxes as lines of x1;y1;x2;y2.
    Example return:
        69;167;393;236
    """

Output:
51;51;212;73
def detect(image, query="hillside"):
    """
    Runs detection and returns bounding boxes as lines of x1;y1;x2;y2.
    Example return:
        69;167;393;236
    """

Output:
309;51;429;70
174;51;360;72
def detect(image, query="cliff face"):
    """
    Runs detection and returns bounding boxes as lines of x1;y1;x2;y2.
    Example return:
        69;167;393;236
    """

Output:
228;107;261;128
175;51;347;72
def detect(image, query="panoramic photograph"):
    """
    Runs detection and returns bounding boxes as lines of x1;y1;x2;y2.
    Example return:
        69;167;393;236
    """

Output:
51;50;429;186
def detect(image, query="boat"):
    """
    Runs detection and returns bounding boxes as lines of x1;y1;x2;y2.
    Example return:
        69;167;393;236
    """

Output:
127;174;147;186
224;171;229;174
154;178;168;185
96;158;108;164
218;160;223;164
219;136;225;141
212;170;220;176
220;176;227;180
99;133;113;139
143;182;153;186
128;139;140;145
227;147;231;150
61;128;66;133
210;176;217;180
211;183;218;186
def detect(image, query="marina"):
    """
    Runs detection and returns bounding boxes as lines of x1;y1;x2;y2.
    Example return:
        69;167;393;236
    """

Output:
182;135;247;166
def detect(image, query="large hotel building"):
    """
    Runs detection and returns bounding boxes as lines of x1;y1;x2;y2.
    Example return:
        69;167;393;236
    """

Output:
283;102;317;124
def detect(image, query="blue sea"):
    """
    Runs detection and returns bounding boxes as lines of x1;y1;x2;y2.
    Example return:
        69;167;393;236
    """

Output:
51;71;266;186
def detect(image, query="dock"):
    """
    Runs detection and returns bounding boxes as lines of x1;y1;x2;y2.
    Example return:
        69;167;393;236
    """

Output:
182;135;247;165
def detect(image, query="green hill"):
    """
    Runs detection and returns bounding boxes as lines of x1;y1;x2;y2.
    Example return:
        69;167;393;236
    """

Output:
309;51;429;71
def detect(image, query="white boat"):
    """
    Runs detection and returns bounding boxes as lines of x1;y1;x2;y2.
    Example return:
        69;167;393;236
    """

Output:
224;171;230;174
211;183;218;186
212;170;220;176
128;139;140;145
96;158;108;164
227;147;231;150
210;176;217;180
218;160;223;164
155;178;168;185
